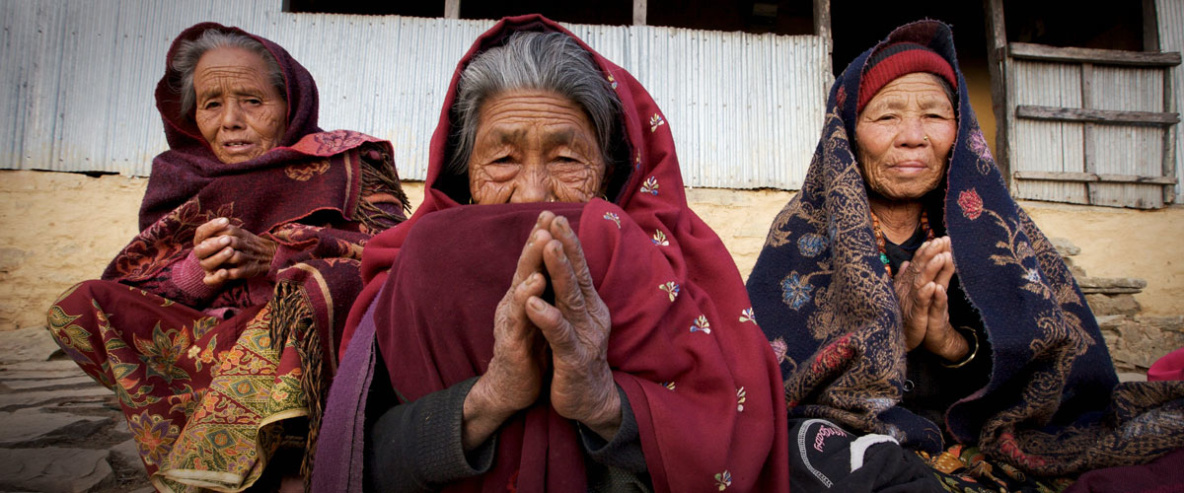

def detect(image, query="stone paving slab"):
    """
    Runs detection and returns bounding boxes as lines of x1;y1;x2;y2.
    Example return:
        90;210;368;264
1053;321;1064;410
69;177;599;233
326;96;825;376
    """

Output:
0;367;90;381
1;359;88;372
0;386;112;411
0;447;114;493
0;408;112;447
0;326;62;365
3;375;100;390
109;439;141;469
1118;372;1149;383
0;328;151;492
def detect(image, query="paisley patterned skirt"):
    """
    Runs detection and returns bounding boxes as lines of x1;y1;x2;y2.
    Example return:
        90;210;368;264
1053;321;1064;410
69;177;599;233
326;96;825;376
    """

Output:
921;445;1073;493
47;280;308;492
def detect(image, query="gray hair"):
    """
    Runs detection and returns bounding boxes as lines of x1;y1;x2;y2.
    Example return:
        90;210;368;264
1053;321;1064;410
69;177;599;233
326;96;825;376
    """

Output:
935;76;957;111
170;29;285;117
448;31;623;176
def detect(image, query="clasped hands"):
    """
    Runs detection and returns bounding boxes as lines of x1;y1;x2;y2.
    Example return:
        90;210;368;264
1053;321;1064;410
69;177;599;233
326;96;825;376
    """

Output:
894;236;970;363
463;211;620;450
192;218;277;287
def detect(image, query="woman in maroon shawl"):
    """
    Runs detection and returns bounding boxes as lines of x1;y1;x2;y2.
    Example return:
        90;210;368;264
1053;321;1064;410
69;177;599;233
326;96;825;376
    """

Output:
315;15;788;493
45;22;408;492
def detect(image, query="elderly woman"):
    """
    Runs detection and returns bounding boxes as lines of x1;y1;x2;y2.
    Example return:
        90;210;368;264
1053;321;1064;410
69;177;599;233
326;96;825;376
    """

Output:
46;22;408;492
745;20;1184;492
315;15;788;492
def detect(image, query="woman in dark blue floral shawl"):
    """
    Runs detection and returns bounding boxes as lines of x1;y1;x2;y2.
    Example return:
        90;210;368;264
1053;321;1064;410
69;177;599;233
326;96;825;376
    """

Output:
746;19;1184;491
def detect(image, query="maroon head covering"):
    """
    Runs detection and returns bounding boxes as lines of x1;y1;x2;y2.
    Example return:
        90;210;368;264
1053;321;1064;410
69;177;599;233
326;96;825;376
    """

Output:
319;14;789;493
139;22;376;232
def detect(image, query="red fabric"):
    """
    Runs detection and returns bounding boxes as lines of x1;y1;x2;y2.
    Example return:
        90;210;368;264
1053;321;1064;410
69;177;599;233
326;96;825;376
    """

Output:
1064;446;1184;492
1149;348;1184;382
142;21;329;230
340;14;789;493
857;42;957;114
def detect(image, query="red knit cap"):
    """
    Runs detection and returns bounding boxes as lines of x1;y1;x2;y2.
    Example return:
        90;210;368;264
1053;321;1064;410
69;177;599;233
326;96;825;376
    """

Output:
857;42;957;114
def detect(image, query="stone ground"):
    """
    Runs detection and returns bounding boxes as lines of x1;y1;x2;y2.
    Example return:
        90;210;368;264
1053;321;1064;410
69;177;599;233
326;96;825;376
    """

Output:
0;326;152;493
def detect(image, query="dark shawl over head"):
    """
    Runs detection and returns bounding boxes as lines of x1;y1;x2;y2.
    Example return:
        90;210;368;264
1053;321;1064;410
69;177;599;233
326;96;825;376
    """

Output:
50;22;407;488
745;19;1184;476
316;14;789;493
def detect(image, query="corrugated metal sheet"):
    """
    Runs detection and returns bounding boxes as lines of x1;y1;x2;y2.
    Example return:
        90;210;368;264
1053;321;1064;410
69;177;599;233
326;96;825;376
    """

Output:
0;0;830;190
1011;60;1088;203
1091;67;1166;208
1158;0;1184;203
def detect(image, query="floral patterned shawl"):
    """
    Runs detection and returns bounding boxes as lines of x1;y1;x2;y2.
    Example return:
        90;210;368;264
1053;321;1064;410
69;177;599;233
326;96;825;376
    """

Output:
745;20;1184;476
47;22;407;491
315;14;789;493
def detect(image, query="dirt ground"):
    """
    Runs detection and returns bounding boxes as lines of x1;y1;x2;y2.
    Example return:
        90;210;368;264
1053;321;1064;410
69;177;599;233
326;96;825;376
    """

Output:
1;170;1181;330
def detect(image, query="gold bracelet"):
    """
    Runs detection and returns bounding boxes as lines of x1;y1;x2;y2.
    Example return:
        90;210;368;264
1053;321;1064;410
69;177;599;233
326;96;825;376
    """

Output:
941;327;979;369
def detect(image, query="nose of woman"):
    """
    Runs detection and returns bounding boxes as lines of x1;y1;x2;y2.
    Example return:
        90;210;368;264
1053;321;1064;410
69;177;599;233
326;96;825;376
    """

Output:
508;164;553;203
896;116;928;148
220;101;246;130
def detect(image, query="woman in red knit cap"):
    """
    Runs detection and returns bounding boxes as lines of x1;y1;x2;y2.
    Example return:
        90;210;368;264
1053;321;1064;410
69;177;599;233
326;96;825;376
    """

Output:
746;19;1184;492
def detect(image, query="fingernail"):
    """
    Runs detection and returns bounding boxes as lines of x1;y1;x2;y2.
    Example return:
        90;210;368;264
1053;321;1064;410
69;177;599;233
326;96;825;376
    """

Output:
218;217;229;225
529;298;544;310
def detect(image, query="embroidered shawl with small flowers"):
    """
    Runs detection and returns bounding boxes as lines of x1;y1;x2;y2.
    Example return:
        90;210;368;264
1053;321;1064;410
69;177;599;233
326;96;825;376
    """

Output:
315;14;788;493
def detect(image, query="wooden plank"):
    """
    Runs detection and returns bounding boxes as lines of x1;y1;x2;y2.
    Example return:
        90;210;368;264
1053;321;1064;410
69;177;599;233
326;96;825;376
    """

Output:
1096;174;1177;185
814;0;831;73
1016;105;1180;126
1014;171;1177;185
1144;0;1161;52
1010;42;1181;67
984;0;1010;186
1166;63;1179;204
1082;63;1096;203
633;0;646;26
1014;171;1098;182
444;0;460;19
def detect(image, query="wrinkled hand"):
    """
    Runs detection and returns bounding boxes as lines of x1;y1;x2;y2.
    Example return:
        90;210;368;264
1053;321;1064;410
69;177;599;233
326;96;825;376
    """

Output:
525;213;621;440
192;218;277;287
894;236;967;362
463;214;553;450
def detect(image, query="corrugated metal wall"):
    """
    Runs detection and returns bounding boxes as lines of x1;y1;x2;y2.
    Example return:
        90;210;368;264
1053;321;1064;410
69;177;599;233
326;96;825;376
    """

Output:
1159;0;1184;203
0;0;830;190
1010;58;1175;208
1011;60;1087;204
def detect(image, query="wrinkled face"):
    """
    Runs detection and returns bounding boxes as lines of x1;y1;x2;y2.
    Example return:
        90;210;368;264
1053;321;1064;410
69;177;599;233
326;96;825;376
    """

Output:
193;47;288;164
855;72;956;202
468;90;606;204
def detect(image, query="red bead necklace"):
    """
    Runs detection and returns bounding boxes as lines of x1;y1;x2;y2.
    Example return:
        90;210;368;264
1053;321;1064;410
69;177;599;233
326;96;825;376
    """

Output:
870;209;934;277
